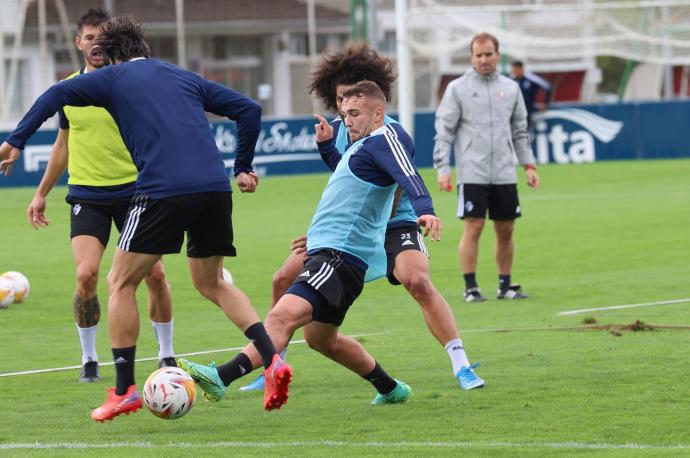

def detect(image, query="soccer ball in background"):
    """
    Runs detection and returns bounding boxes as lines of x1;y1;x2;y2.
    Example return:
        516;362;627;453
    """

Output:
143;367;197;420
0;277;15;309
222;267;233;285
1;271;30;303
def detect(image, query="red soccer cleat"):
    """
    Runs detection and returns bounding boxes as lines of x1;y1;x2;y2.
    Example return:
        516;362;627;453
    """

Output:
91;385;142;422
263;354;292;411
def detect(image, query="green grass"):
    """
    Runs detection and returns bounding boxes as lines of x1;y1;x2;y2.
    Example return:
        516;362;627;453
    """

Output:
1;159;690;456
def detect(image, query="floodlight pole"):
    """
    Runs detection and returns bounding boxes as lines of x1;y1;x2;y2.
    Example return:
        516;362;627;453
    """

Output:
308;0;319;113
38;0;48;89
350;0;368;41
103;0;115;14
662;5;673;99
175;0;187;68
395;0;414;137
368;0;379;49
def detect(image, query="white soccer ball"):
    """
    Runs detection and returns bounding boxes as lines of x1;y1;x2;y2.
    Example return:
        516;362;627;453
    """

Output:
143;367;197;420
1;271;30;303
0;277;15;309
222;267;234;285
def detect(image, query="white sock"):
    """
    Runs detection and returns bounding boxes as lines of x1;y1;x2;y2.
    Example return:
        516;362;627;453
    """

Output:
280;346;288;360
152;320;174;359
445;338;470;375
77;324;99;365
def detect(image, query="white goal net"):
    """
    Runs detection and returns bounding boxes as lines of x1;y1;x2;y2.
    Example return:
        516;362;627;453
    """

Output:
406;0;690;106
406;0;690;67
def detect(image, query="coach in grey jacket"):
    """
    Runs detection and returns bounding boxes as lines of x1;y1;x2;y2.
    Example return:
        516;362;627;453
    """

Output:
433;32;540;303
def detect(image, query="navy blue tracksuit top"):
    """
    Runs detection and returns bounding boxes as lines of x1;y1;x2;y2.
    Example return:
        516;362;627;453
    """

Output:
6;58;261;199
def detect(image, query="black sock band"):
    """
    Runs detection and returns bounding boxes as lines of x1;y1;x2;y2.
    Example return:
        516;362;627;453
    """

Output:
464;273;478;289
499;274;511;293
217;352;254;386
362;361;397;395
112;346;136;395
244;322;277;369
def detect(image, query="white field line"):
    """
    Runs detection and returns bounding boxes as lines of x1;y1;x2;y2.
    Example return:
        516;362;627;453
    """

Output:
2;440;690;451
558;298;690;316
0;331;388;378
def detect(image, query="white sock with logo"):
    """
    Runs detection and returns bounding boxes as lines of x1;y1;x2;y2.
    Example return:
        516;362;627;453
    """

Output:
152;320;174;359
77;324;98;365
445;338;470;375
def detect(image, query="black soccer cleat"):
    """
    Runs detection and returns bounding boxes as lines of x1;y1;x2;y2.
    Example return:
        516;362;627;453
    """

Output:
464;287;488;303
158;356;178;368
497;284;529;300
79;360;100;383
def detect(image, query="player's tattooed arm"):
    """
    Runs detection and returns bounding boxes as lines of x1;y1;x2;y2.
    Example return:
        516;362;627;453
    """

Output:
73;293;101;327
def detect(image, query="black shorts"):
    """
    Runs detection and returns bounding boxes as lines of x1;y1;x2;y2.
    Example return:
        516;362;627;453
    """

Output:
457;184;521;221
287;249;365;326
384;224;429;285
117;192;236;257
66;196;132;247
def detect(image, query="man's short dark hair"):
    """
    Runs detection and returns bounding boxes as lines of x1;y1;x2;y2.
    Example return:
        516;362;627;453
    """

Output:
310;41;395;112
511;60;524;68
341;80;386;106
97;15;151;63
470;32;500;54
77;7;110;32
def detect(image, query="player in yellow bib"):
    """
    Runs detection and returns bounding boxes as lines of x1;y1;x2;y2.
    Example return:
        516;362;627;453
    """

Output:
26;8;176;382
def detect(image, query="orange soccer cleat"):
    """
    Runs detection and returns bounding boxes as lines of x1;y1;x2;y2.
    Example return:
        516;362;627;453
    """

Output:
263;354;292;411
91;385;142;422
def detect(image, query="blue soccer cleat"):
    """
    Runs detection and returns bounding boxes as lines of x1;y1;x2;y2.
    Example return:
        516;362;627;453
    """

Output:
456;362;485;390
371;379;412;405
239;374;265;392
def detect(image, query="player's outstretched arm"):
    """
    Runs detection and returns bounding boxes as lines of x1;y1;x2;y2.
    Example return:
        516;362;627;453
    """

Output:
5;73;111;155
0;141;21;176
27;128;70;228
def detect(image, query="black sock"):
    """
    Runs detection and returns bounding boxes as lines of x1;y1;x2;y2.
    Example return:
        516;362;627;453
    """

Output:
499;274;511;293
244;322;277;369
217;352;253;386
362;361;397;395
464;273;478;290
112;346;136;395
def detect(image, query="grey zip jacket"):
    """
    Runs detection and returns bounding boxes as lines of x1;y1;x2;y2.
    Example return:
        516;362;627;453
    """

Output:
433;68;535;184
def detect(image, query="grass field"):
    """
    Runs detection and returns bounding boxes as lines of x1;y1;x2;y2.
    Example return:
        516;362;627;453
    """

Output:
1;159;689;456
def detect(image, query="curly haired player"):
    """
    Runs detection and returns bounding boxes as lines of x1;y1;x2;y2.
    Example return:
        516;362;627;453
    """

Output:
238;42;484;393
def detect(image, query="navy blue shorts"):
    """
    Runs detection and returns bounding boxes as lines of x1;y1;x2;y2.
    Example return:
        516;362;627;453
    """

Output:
117;192;236;257
287;249;365;326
